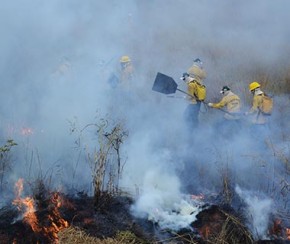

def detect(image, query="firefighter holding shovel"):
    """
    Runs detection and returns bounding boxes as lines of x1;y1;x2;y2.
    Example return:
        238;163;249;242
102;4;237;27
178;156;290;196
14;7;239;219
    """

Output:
182;58;207;131
180;71;206;131
152;58;207;133
152;68;242;138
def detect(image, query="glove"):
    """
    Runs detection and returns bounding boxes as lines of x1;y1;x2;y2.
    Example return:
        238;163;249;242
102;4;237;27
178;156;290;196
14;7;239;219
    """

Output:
208;103;213;107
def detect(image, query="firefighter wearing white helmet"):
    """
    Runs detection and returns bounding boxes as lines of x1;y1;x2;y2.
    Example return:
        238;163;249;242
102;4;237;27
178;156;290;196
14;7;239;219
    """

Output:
208;86;242;138
208;86;241;120
180;71;206;131
187;58;207;81
179;58;207;131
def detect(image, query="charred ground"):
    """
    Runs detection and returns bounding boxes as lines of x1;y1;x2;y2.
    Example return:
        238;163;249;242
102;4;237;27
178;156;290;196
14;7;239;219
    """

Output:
0;189;289;244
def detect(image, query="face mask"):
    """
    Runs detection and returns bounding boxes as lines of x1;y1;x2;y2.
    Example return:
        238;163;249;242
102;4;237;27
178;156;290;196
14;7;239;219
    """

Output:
180;73;189;81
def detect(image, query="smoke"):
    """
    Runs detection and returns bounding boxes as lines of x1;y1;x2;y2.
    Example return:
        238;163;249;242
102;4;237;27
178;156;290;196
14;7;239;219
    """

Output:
235;186;274;239
131;169;202;231
0;0;289;236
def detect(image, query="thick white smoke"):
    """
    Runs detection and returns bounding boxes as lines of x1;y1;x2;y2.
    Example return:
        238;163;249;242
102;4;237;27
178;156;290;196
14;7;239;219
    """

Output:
235;186;274;239
131;169;202;231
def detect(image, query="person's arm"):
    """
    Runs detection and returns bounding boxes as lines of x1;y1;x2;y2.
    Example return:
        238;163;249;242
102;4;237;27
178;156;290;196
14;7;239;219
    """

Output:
211;97;226;109
249;95;261;114
187;82;196;100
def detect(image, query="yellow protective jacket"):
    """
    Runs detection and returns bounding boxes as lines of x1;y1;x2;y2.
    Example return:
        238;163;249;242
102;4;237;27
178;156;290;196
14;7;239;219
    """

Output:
187;65;207;80
119;63;134;90
248;91;267;124
211;91;241;120
186;77;205;104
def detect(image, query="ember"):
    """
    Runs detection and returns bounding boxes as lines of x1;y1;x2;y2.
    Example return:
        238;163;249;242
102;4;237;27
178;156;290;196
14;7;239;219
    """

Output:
286;228;290;240
269;219;283;238
269;218;290;241
20;127;34;136
5;124;34;137
191;194;204;201
192;205;254;244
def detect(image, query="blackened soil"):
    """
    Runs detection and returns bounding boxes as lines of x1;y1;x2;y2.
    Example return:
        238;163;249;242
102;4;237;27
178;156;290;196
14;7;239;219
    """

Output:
0;193;289;244
61;193;156;242
0;193;157;244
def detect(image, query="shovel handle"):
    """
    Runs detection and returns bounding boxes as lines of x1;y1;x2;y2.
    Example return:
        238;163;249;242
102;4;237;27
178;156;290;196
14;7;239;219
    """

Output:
176;88;236;115
175;87;243;116
205;103;244;116
176;88;195;99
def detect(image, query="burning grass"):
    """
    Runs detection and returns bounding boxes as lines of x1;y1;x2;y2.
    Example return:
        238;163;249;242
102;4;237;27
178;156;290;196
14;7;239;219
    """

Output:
11;179;69;242
0;191;153;243
1;189;290;243
189;205;254;244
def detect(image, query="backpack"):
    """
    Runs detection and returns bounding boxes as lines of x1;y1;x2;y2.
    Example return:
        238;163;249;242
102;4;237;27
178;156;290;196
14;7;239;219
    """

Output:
227;95;241;113
260;94;273;115
195;81;206;101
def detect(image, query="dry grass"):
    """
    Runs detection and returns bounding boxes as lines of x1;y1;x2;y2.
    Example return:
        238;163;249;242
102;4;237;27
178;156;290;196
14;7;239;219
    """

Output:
197;209;254;244
215;210;254;244
266;139;290;175
59;227;98;244
207;61;290;105
59;226;147;244
0;139;17;190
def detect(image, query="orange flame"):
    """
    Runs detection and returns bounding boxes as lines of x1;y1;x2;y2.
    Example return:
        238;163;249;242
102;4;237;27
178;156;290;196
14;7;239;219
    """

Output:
20;127;34;136
269;219;290;240
269;219;283;237
14;178;24;199
191;194;204;201
12;179;69;243
44;192;69;237
286;228;290;240
12;179;41;232
199;225;210;240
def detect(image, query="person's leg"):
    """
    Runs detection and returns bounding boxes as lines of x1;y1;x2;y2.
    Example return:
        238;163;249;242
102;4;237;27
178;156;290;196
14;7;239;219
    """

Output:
184;104;199;131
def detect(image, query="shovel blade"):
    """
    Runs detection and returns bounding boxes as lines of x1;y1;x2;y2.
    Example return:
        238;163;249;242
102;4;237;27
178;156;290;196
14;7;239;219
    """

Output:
152;72;178;95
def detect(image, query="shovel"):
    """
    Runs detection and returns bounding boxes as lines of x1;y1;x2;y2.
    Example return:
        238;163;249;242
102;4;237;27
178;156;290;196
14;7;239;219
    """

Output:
152;72;195;98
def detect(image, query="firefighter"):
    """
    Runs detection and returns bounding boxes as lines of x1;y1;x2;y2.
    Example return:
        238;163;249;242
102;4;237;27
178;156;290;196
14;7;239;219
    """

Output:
208;86;241;137
107;55;134;90
180;71;206;131
246;81;267;125
187;58;207;82
181;58;207;131
208;86;241;119
245;81;272;141
119;55;134;87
